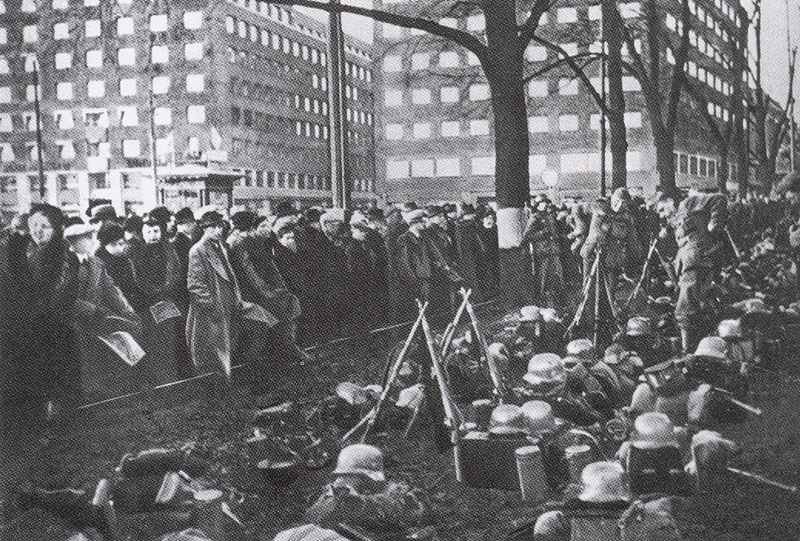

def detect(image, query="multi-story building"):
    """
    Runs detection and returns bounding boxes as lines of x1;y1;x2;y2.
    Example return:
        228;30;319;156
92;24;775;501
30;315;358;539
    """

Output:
0;0;376;221
373;0;744;202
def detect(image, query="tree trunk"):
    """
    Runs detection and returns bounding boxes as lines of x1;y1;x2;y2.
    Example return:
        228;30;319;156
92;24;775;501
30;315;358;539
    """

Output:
604;0;627;190
485;0;533;307
654;130;677;196
716;142;729;193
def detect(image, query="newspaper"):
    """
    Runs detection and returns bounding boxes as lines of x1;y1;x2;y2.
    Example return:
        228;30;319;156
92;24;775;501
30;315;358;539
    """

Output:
149;300;182;325
97;331;146;367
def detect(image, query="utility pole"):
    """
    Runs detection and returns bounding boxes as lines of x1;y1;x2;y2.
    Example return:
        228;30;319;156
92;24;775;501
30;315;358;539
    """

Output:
32;57;45;199
599;8;607;198
327;0;350;209
787;0;796;171
148;35;159;189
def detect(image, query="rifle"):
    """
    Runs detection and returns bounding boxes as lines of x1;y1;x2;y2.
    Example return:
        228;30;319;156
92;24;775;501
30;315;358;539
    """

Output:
709;387;762;416
343;302;429;444
440;288;472;359
461;288;507;401
726;467;798;493
418;299;464;440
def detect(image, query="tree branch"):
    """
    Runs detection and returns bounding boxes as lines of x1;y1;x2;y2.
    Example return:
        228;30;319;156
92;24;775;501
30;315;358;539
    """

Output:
518;0;553;46
267;0;489;63
667;0;691;130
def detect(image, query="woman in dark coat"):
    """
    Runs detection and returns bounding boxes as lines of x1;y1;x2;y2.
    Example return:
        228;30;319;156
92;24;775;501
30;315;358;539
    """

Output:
0;204;80;420
273;218;318;345
129;214;183;386
95;223;144;312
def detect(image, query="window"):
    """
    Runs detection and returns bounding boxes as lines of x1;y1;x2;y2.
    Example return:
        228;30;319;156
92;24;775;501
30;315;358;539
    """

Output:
466;14;485;31
470;119;490;135
186;73;205;93
0;113;10;132
558;114;579;131
0;29;6;45
440;121;460;137
557;7;577;22
439;17;458;28
559;79;578;95
622;76;641;91
23;54;37;72
86;49;102;68
383;55;402;72
526;46;547;62
23;25;38;43
0;144;14;162
384;89;402;107
55;52;72;70
411;88;431;105
560;43;578;56
467;52;480;66
561;153;599;173
85;19;101;38
624;112;642;128
184;11;203;30
118;106;138;126
23;112;36;131
699;157;708;177
528;116;549;133
689;155;698;175
0;88;8;105
626;151;643;171
86;0;100;6
679;153;688;174
152;75;170;94
56;140;75;160
439;51;459;67
184;42;204;61
436;158;460;177
529;155;547;175
117;17;134;36
588;5;602;20
151;45;169;64
385;123;404;140
411;159;434;177
154;107;172;126
0;56;7;74
119;78;137;96
150;14;168;32
54;110;73;129
53;0;69;9
411;53;429;70
413;122;431;139
187;105;206;123
469;84;489;101
53;22;69;40
528;80;548;97
440;87;459;103
56;82;73;100
386;160;409;179
471;156;495;175
118;47;136;66
620;2;641;18
122;139;141;158
88;80;105;98
25;84;39;102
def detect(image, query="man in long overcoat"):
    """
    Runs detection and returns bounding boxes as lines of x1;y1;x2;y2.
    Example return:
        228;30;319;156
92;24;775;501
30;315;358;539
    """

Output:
186;210;243;384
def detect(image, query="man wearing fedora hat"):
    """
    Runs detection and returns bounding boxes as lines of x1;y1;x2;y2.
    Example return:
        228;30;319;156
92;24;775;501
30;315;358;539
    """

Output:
303;444;433;536
186;209;243;391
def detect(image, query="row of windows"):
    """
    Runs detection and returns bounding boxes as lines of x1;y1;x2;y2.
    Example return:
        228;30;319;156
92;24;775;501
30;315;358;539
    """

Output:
383;113;643;141
0;74;205;104
37;105;206;131
2;0;141;11
225;13;370;84
673;150;734;179
10;11;204;46
378;4;640;40
385;151;645;180
234;167;374;193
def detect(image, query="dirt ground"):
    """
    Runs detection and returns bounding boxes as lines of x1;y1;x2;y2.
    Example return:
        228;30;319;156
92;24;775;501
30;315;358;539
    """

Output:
2;319;800;540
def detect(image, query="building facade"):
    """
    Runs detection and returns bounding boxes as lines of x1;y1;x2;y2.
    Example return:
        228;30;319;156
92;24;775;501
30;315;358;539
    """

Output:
372;0;744;203
0;0;376;221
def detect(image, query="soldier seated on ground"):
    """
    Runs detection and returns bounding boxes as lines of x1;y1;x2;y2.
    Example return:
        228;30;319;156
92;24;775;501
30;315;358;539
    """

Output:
528;461;686;541
618;317;673;369
302;444;433;537
514;352;607;426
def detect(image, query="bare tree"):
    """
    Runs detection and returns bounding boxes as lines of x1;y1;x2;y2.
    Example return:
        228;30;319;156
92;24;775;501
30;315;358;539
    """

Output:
748;0;795;190
616;0;692;196
681;2;749;193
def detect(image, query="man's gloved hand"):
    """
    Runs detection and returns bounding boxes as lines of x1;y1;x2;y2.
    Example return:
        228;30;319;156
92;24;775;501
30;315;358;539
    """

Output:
685;430;739;476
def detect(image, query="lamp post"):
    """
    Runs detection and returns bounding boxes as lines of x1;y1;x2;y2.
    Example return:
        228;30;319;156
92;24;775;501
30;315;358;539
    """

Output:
31;57;45;199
